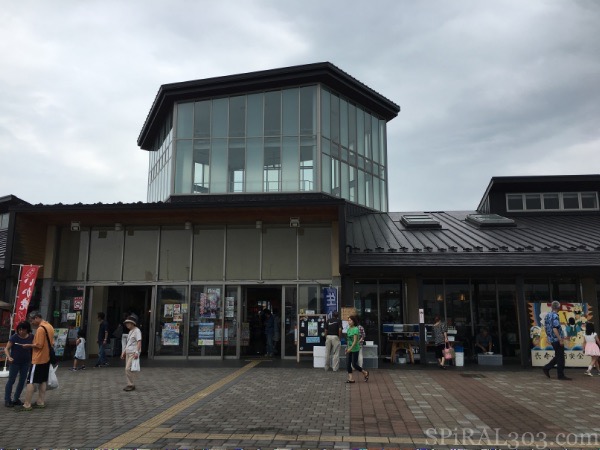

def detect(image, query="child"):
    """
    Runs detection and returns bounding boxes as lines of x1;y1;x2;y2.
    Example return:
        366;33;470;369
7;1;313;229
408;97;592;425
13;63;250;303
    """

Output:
71;330;86;371
583;323;600;376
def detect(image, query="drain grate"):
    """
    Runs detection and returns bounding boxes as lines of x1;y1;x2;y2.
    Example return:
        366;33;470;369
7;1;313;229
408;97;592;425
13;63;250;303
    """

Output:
460;373;486;378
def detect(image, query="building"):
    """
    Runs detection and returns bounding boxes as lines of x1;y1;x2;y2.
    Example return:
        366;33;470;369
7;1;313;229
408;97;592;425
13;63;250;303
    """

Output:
1;64;599;368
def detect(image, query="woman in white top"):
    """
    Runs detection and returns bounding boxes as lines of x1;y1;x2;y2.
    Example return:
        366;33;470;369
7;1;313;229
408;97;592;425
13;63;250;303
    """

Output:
120;316;142;391
584;323;600;376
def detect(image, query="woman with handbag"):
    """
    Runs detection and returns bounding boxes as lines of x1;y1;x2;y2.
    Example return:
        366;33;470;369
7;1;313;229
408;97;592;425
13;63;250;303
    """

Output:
120;316;142;392
432;315;449;369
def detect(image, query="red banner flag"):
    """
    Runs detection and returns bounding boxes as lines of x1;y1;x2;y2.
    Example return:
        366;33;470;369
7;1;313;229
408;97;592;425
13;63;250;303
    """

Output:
13;265;40;330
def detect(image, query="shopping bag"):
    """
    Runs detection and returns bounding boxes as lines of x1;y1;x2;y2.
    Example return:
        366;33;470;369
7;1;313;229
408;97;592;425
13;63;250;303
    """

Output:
443;344;453;360
47;365;59;390
131;357;141;372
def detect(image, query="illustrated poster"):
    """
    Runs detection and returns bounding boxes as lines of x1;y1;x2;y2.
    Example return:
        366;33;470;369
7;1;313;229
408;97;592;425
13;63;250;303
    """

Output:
198;322;215;346
162;322;180;346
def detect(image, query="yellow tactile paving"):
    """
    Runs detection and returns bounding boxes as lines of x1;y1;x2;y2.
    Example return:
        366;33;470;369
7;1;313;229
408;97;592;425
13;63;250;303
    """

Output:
99;360;260;448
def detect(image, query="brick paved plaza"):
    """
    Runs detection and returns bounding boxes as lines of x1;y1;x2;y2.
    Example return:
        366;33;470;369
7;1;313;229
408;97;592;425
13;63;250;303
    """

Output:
1;359;599;449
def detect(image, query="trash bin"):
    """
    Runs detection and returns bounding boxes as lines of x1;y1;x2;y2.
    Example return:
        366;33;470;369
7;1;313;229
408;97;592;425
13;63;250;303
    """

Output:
454;345;464;367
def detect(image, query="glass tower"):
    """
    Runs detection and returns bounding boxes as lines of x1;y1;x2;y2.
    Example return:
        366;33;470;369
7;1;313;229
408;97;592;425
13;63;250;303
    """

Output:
142;64;398;211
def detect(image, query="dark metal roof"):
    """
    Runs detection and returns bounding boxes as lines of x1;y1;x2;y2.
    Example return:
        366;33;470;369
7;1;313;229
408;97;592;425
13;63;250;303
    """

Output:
138;62;401;150
345;210;600;272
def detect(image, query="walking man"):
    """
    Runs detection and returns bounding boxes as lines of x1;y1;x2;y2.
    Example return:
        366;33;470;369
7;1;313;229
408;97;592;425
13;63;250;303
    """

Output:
95;312;109;367
543;300;571;380
324;311;342;371
19;311;54;411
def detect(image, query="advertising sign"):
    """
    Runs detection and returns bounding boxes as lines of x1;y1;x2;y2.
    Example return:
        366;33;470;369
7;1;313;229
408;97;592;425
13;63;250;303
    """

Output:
322;287;338;318
14;265;40;329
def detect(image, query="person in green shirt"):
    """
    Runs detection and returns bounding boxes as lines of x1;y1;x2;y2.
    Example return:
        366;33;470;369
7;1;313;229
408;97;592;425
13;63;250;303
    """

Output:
345;315;369;383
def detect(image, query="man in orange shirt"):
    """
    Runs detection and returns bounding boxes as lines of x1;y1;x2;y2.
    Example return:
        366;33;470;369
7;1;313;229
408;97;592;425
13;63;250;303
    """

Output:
18;311;55;411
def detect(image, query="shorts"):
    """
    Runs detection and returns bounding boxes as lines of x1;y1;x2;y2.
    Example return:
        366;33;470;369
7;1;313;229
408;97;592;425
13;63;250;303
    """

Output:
27;363;50;384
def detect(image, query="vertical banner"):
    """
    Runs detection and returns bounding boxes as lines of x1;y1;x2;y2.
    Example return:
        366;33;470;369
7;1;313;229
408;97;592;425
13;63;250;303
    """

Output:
322;287;338;318
14;265;40;329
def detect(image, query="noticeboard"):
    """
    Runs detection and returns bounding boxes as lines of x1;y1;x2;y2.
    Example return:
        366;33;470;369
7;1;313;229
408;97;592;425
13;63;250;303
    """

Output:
297;314;326;362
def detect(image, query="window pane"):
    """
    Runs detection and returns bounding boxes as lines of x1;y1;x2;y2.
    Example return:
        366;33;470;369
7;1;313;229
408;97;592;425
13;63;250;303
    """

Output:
189;285;221;356
348;104;357;152
300;137;315;192
228;139;245;193
507;194;523;210
246;137;264;192
226;227;260;279
262;227;297;279
358;170;365;205
211;98;228;138
331;157;340;197
364;113;372;160
340;99;348;149
371;116;380;163
356;108;365;156
321;88;330;139
247;93;263;137
123;227;158;281
192;227;224;281
562;193;579;209
300;85;316;135
209;138;227;193
525;194;541;210
321;154;331;194
194;101;211;138
193;140;210;193
341;161;349;200
229;96;246;138
264;91;281;136
56;228;88;281
373;175;381;210
282;88;299;136
155;285;186;356
543;193;559;210
174;140;193;194
176;102;193;138
581;192;598;209
365;172;373;208
159;228;190;281
349;166;357;202
282;136;299;191
264;138;281;192
330;94;340;143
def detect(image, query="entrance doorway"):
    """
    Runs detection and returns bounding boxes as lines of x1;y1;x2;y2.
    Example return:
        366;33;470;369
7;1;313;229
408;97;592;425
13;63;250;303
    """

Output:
242;286;282;358
107;286;151;356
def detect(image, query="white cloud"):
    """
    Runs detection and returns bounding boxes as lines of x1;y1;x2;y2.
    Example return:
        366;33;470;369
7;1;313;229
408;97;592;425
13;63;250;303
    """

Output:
0;0;598;211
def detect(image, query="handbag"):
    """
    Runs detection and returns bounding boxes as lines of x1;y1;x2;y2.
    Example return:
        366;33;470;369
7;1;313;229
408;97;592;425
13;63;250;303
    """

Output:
41;325;57;365
443;343;453;360
47;364;59;390
131;357;140;372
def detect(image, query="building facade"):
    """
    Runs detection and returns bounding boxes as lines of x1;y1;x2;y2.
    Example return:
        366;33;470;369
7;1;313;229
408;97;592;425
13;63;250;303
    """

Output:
2;64;599;368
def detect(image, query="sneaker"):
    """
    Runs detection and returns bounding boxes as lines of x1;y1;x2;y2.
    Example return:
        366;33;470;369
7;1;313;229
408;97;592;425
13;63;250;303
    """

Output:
5;402;13;408
12;399;23;406
69;368;78;371
79;366;86;370
584;371;593;377
102;362;110;367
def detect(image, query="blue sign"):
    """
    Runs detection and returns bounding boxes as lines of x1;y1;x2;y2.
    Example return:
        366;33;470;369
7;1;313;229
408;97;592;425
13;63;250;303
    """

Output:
322;287;338;318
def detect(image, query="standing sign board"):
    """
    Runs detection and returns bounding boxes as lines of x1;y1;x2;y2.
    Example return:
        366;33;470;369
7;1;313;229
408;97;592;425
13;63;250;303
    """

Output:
296;314;326;362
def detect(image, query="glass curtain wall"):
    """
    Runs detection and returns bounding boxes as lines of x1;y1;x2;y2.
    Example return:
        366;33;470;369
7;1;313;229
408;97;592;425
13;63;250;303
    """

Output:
320;88;388;211
168;84;387;211
172;86;317;198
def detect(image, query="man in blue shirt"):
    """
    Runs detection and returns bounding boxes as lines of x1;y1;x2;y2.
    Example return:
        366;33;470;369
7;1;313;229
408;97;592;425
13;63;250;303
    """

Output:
543;301;571;380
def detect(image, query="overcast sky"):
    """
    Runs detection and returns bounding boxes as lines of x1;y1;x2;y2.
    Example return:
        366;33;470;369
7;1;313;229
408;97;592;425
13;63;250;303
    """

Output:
1;1;598;212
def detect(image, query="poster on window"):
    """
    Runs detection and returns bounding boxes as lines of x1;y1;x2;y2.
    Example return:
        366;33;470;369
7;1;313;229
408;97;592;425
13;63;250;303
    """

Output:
53;328;69;357
173;304;182;322
529;302;592;367
198;322;215;346
199;289;220;318
164;304;174;318
225;297;235;318
162;322;180;346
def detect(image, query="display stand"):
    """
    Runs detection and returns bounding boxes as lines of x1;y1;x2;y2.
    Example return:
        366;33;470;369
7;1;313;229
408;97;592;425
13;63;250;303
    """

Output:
296;314;326;362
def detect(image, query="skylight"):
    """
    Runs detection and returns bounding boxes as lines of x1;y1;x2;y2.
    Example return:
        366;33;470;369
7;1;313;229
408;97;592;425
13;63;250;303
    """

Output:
466;214;515;228
400;214;441;229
